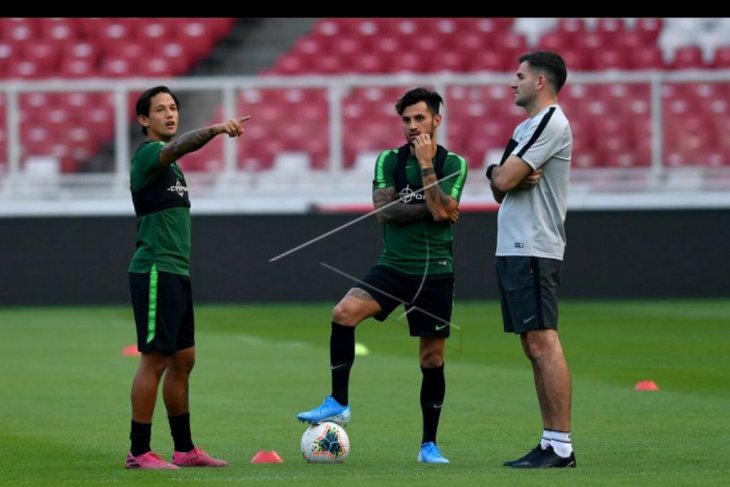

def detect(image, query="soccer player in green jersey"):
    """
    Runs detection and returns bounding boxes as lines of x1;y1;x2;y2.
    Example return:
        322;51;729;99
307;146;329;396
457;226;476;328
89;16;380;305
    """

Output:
297;87;468;464
125;85;249;470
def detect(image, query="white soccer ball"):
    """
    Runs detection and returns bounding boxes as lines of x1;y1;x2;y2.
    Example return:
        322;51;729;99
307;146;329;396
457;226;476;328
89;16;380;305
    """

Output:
300;421;350;463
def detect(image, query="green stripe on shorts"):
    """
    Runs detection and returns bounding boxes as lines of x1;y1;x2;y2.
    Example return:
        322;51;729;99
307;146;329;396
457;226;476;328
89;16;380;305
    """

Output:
146;264;158;344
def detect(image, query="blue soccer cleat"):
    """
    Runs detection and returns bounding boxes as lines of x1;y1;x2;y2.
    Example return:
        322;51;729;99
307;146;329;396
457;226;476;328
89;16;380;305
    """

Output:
417;442;450;464
297;395;351;427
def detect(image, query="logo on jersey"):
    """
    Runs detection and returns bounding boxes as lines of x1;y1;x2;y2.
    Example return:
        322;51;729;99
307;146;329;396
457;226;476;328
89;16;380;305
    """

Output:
398;184;425;203
167;180;188;197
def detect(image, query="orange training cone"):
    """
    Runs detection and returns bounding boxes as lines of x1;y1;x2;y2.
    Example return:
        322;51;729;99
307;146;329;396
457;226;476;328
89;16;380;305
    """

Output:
122;344;140;356
251;450;284;463
634;380;660;391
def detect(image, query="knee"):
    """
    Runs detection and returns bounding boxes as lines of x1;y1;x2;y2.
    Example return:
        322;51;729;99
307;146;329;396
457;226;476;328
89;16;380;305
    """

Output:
522;332;560;362
170;352;196;377
420;347;445;368
332;301;359;327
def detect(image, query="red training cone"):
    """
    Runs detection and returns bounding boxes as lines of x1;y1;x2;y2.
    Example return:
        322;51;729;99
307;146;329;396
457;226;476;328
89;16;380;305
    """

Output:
251;450;284;463
634;380;660;391
122;344;140;356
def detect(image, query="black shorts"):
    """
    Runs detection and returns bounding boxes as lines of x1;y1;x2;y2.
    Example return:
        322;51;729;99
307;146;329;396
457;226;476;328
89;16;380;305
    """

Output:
495;256;561;334
129;268;195;354
354;265;454;338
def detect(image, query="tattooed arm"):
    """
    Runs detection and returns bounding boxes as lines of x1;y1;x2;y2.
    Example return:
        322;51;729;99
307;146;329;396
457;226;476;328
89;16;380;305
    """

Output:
413;134;459;223
373;187;431;225
159;115;251;166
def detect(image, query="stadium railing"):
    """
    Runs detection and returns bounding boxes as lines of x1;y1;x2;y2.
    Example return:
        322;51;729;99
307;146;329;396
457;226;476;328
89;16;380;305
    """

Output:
0;70;729;216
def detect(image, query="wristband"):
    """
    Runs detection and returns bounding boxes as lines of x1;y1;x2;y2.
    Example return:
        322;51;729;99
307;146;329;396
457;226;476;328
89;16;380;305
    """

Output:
486;164;498;180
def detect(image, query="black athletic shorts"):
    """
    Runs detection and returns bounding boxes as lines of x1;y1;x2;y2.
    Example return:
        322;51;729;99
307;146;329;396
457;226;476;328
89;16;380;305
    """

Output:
354;264;454;338
129;267;195;354
495;256;561;334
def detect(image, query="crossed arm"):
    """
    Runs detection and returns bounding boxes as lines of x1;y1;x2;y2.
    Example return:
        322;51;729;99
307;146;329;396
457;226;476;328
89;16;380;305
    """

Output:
159;115;251;166
373;187;432;224
374;135;460;225
488;155;542;204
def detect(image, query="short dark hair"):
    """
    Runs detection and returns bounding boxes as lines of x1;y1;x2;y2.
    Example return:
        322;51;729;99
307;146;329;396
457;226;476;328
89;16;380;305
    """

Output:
519;51;567;93
395;87;443;115
135;85;180;135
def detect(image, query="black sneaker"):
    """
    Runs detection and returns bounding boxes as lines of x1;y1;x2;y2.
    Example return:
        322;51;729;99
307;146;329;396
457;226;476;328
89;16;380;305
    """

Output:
503;444;542;467
505;444;576;468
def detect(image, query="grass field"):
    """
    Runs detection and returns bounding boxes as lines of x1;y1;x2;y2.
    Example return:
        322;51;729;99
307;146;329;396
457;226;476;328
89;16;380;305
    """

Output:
1;300;729;486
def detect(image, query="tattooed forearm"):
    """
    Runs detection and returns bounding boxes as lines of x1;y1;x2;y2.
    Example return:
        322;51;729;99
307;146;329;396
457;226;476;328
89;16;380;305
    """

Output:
421;168;451;206
160;126;219;164
382;202;430;224
373;187;430;224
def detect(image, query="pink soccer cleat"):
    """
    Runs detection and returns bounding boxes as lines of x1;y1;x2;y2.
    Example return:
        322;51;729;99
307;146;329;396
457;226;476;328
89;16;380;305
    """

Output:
125;451;180;470
172;446;229;467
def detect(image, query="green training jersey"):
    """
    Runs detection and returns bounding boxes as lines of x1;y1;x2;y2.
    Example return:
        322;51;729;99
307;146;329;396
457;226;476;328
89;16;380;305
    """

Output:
128;141;191;276
373;147;468;276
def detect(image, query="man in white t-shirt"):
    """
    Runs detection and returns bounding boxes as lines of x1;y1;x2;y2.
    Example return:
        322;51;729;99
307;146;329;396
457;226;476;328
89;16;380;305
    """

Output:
485;51;575;469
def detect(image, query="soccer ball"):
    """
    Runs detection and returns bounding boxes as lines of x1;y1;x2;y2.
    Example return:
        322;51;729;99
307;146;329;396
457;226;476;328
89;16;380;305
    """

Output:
300;421;350;463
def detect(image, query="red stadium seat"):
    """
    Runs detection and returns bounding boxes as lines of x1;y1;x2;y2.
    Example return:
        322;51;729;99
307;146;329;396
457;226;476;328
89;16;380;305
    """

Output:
38;18;78;43
99;57;136;77
21;40;61;76
555;18;587;43
538;32;570;53
467;51;507;72
594;18;627;45
711;46;730;68
430;50;466;73
392;52;427;73
628;46;665;70
671;46;705;69
0;17;38;42
634;17;663;43
593;48;630;70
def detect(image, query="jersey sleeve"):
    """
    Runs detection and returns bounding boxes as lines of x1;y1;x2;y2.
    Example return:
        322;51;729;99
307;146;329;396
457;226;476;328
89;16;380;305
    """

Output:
514;114;565;170
440;153;468;201
130;141;166;192
372;149;397;191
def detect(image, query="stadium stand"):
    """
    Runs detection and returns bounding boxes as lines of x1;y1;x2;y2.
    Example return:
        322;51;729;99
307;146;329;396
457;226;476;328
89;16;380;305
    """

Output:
2;17;730;184
0;17;236;173
252;17;730;172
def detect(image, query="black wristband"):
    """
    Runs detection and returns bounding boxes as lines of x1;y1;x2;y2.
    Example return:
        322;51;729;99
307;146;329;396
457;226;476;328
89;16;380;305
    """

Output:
486;164;498;180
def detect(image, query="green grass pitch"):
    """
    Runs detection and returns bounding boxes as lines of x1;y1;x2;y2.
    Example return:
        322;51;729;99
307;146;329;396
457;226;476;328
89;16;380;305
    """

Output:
1;299;728;486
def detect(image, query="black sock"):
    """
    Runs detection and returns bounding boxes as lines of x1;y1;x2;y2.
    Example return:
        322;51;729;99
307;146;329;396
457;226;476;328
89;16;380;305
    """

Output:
168;413;194;453
330;322;355;406
420;364;445;444
130;420;152;456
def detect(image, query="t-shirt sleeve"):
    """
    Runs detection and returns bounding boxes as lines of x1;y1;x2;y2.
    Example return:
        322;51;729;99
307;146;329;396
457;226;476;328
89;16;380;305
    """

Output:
130;141;166;191
440;153;468;201
372;149;396;191
514;116;565;170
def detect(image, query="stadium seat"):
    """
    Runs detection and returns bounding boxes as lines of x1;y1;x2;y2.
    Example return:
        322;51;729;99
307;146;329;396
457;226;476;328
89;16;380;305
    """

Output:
22;40;60;75
467;51;507;72
671;46;705;69
711;46;730;68
538;32;570;52
554;18;587;44
594;17;627;45
634;17;663;43
628;46;665;69
593;48;630;70
0;17;38;42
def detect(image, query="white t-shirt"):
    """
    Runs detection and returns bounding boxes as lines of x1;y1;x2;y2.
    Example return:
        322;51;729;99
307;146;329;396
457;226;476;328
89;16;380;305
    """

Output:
496;104;572;260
